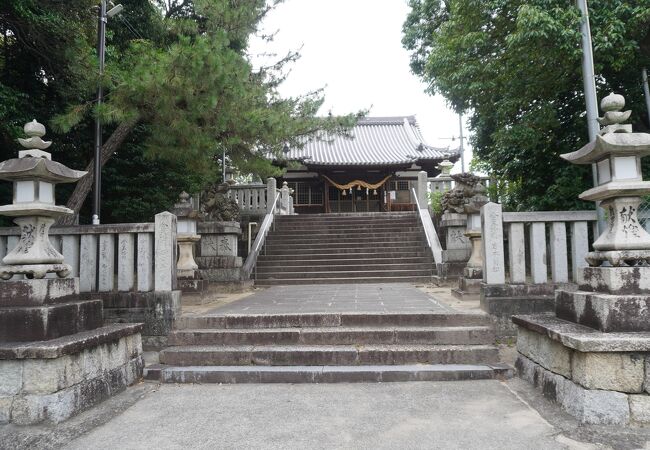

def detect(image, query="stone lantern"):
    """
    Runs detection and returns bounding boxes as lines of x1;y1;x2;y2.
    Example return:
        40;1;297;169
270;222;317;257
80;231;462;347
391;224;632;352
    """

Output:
0;120;143;425
512;94;650;425
561;92;650;267
0;120;86;279
171;191;202;279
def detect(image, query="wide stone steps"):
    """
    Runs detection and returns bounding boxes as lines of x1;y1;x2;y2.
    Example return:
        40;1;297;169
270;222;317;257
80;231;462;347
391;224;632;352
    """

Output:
256;257;432;267
268;228;424;237
257;252;432;262
146;364;513;384
149;310;509;384
264;240;425;250
169;326;494;346
261;246;428;256
255;263;435;273
158;344;499;366
176;312;492;329
265;233;425;245
255;269;433;280
255;276;434;285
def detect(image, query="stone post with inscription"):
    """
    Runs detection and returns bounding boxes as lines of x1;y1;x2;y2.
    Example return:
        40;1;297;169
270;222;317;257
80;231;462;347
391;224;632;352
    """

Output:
513;93;650;425
0;120;143;425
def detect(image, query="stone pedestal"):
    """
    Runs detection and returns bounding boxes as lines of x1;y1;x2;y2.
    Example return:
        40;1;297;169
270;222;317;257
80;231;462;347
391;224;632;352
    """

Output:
0;278;143;425
451;226;483;301
436;212;471;284
196;222;247;294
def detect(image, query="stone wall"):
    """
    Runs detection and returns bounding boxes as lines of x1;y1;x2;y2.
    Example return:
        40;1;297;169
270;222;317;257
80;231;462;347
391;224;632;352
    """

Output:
0;325;143;425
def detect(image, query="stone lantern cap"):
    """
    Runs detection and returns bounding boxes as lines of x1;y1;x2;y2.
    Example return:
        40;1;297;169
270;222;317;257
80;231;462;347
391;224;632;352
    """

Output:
0;120;86;219
170;191;203;220
560;93;650;202
436;159;454;176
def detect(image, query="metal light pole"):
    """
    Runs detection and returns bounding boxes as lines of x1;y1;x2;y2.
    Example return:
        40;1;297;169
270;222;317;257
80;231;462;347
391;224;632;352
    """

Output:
576;0;606;233
92;1;123;225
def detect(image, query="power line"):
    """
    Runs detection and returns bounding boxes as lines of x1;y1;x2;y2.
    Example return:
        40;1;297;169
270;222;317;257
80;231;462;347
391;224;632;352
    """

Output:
118;16;144;39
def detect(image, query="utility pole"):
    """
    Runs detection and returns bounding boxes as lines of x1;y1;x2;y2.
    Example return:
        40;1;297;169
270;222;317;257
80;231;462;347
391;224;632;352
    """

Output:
92;1;123;225
92;1;107;225
458;114;465;173
576;0;606;233
643;68;650;128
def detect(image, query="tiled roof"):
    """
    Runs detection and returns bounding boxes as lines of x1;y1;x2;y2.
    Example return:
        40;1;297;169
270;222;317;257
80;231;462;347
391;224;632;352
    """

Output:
279;116;458;166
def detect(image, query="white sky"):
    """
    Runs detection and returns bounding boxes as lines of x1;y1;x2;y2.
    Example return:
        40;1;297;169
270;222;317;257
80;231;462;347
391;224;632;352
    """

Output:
248;0;472;173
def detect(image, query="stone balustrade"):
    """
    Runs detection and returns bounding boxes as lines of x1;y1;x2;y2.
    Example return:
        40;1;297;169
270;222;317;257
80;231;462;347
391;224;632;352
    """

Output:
478;202;598;336
226;183;294;217
481;204;598;285
0;212;177;294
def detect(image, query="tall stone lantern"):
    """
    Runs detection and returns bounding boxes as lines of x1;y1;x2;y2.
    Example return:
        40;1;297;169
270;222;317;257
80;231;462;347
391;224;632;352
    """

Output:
0;120;86;279
171;191;202;279
0;120;144;425
513;94;650;425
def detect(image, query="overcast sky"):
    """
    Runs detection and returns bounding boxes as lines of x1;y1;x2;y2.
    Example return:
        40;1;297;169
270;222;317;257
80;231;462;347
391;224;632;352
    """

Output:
248;0;471;173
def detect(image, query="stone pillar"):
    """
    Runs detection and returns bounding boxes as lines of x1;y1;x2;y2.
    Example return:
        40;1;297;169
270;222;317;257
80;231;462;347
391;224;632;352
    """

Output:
154;211;177;291
267;177;277;214
480;202;505;285
416;171;428;210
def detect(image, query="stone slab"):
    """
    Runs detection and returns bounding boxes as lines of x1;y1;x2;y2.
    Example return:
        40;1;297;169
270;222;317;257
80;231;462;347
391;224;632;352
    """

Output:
516;353;630;425
0;323;143;359
516;327;571;378
578;266;650;294
0;277;79;307
0;300;103;342
572;351;644;393
198;222;242;235
149;364;513;384
196;256;242;269
556;288;650;332
512;314;650;352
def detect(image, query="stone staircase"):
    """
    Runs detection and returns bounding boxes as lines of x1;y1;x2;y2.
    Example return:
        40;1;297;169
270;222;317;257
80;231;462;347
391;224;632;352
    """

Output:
255;212;435;285
146;310;511;383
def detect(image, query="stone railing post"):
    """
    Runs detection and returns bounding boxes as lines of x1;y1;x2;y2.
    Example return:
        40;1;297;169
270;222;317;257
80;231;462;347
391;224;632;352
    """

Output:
480;202;505;285
280;181;290;215
155;211;177;291
266;177;277;214
416;171;428;211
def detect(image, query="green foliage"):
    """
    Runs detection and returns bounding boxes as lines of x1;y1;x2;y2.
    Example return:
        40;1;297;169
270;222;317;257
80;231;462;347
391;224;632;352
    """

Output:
403;0;650;211
1;0;359;222
428;190;445;215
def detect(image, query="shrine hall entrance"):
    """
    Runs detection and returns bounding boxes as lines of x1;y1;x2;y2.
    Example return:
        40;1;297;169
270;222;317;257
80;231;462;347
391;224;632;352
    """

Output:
327;185;383;212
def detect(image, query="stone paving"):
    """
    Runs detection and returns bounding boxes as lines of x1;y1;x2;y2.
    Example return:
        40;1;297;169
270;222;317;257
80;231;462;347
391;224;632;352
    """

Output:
205;283;456;315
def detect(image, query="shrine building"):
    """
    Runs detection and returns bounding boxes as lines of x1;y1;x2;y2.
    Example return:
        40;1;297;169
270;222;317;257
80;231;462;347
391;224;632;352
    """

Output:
273;116;460;214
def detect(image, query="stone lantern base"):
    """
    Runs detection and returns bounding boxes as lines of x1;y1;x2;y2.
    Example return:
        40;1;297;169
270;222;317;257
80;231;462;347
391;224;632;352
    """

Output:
0;277;143;425
512;266;650;425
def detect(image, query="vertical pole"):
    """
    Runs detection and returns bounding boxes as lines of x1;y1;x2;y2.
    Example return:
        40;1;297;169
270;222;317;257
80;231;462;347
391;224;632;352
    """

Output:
576;0;606;234
458;113;465;173
222;148;226;182
92;0;107;225
643;68;650;128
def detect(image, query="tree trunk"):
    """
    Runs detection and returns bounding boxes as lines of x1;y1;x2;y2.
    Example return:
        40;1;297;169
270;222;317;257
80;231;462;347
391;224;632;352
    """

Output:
58;119;138;226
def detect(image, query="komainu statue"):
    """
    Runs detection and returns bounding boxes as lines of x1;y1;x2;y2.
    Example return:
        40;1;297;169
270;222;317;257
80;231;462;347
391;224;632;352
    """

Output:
440;173;488;214
200;182;240;222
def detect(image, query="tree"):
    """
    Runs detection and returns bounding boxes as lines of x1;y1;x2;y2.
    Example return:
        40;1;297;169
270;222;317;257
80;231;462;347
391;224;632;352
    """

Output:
54;0;357;224
403;0;650;211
